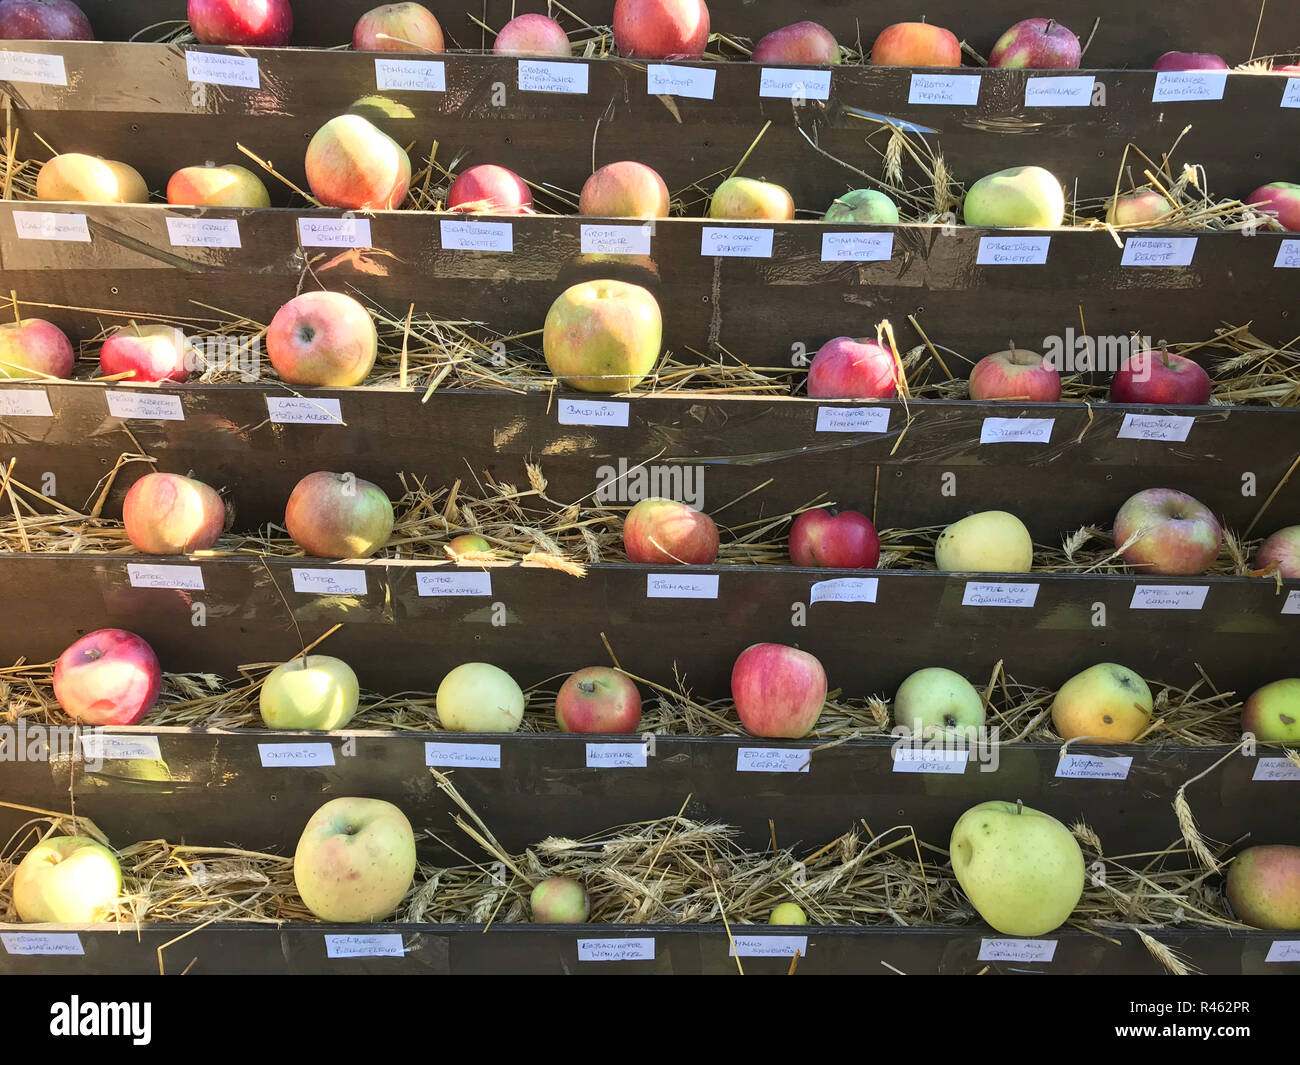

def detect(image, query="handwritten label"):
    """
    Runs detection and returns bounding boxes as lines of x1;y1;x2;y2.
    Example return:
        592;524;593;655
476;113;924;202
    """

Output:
891;747;970;774
578;938;654;961
1284;79;1300;109
0;50;67;85
1152;70;1227;103
417;571;492;596
185;50;259;89
821;231;893;262
81;733;163;762
291;568;368;595
0;389;52;417
815;405;891;433
963;582;1040;608
374;58;445;92
980;417;1054;444
266;397;344;425
1;932;83;956
325;934;405;958
1024;75;1096;107
1055;754;1134;780
1129;585;1208;611
297;217;372;248
701;227;773;258
647;63;715;99
809;577;879;604
258;743;335;767
557;399;629;426
1274;240;1300;269
730;935;808;957
518;59;588;94
977;236;1051;266
127;563;205;590
585;743;648;768
166;217;241;249
759;68;831;101
1284;591;1300;615
978;938;1057;962
580;224;653;255
425;742;501;768
13;211;90;242
647;573;719;599
908;73;980;106
440;219;513;252
1116;413;1195;441
105;391;185;421
1121;236;1198;267
1265;940;1300;962
736;748;810;773
1252;758;1300;782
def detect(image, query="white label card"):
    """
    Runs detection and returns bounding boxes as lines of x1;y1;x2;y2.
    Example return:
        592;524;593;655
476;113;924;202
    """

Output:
557;399;629;427
518;59;588;94
578;938;655;961
266;397;344;425
1121;236;1198;267
815;405;891;434
13;211;90;242
297;217;372;248
1265;941;1300;962
978;938;1057;962
977;236;1051;266
425;742;502;768
1055;754;1134;780
580;224;653;255
1253;759;1300;782
105;392;185;421
374;58;446;92
730;936;808;957
1129;585;1208;610
127;563;204;590
810;577;879;604
185;50;260;89
759;68;831;101
1284;591;1300;615
646;574;719;599
81;733;163;761
1152;70;1227;102
1274;241;1300;269
1284;79;1300;109
166;217;241;249
980;418;1054;444
258;743;335;767
325;934;405;958
585;743;648;768
736;748;810;773
821;231;893;262
908;73;980;106
440;219;513;252
647;63;715;99
0;51;67;85
701;227;774;258
291;568;368;595
0;390;52;417
891;747;970;774
417;571;492;596
1;932;84;956
963;582;1040;608
1024;75;1096;107
1116;413;1194;442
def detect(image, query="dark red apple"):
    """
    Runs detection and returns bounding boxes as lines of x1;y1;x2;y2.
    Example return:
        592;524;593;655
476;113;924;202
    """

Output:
555;667;642;733
1110;349;1211;405
988;18;1081;69
52;629;162;726
0;0;92;39
731;643;827;738
1152;51;1228;71
789;509;880;569
623;497;718;564
187;0;292;47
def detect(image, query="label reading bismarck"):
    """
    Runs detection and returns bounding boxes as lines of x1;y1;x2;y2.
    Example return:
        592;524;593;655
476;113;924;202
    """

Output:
809;577;879;604
374;58;445;92
0;390;52;417
1055;754;1133;780
0;51;67;85
908;73;980;106
821;231;893;262
557;399;629;427
325;934;405;958
166;217;241;249
1116;413;1194;442
759;67;831;101
1121;236;1198;267
258;743;335;767
425;742;501;768
1152;70;1227;103
736;748;810;773
980;418;1054;444
815;405;891;434
105;392;185;421
647;573;719;599
578;938;655;962
518;59;588;94
963;582;1039;608
266;397;344;425
978;938;1057;962
127;563;204;591
290;568;368;595
580;224;652;255
417;571;492;597
13;211;90;242
185;50;259;89
647;63;715;99
701;227;774;258
1024;75;1095;107
1129;585;1208;610
977;235;1051;266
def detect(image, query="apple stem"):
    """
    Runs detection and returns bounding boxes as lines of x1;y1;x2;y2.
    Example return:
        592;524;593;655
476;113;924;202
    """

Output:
9;290;19;326
1016;799;1024;815
1046;19;1056;34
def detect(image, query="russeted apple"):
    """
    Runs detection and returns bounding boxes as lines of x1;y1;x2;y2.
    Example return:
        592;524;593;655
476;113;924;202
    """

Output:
870;22;961;67
530;878;589;922
36;154;148;204
822;189;898;224
708;175;794;221
806;336;899;399
543;279;662;392
1112;488;1222;575
13;837;121;924
436;662;525;732
285;471;394;559
53;628;162;726
0;317;74;379
0;0;93;40
1241;678;1300;743
731;642;827;739
123;472;226;555
935;511;1033;572
166;163;271;208
579;161;670;218
495;13;569;57
1226;846;1300;930
266;290;377;387
447;164;533;214
788;508;880;569
187;0;291;46
260;655;361;731
750;21;839;65
305;114;411;211
555;667;642;733
99;324;189;383
612;0;709;59
622;497;718;564
1051;663;1153;743
1255;525;1300;578
352;3;444;52
963;166;1065;228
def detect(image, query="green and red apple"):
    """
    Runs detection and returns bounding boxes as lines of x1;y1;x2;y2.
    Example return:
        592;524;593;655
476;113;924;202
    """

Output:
1255;526;1300;578
988;18;1081;69
969;349;1061;402
36;153;148;204
622;497;718;564
166;163;270;208
806;336;899;399
1226;845;1300;929
305;114;411;211
494;13;569;56
1241;678;1300;742
871;22;961;66
1106;189;1174;226
543;279;662;392
99;324;189;383
750;21;839;65
731;642;827;739
555;667;642;733
530;877;589;922
822;189;898;224
267;291;378;387
293;797;416;922
579;161;670;218
352;2;443;52
1246;182;1300;232
52;629;161;726
285;471;393;559
1112;488;1222;575
708;176;794;221
0;317;74;379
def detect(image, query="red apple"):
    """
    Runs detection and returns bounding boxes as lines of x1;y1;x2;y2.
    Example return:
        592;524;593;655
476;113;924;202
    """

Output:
52;629;162;726
285;471;394;559
870;22;961;67
1106;189;1174;226
988;18;1081;69
447;164;533;215
806;337;898;399
789;509;879;569
555;667;642;733
969;348;1061;402
99;324;188;384
305;114;410;211
0;318;74;379
123;473;225;555
0;0;92;39
623;497;718;564
543;279;662;392
1246;182;1300;232
166;163;271;208
750;21;839;65
1256;526;1300;579
352;2;443;52
266;291;377;387
1153;51;1228;71
1112;488;1222;576
612;0;710;60
579;161;670;218
494;13;569;57
1109;349;1211;405
187;0;291;46
731;643;827;739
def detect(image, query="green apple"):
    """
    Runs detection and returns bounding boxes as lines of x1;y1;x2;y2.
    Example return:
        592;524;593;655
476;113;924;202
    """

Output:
530;877;589;922
769;902;808;925
259;655;360;731
935;510;1033;572
293;797;417;922
1226;845;1300;930
1242;678;1300;742
436;662;525;732
950;800;1085;936
823;189;899;224
13;836;122;923
893;667;985;738
1051;663;1153;743
963;166;1065;228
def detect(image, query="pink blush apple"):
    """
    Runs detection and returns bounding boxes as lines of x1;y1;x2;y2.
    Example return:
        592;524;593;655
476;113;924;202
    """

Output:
623;497;718;564
731;643;827;739
52;629;162;726
969;349;1061;402
1245;183;1300;232
1255;526;1300;578
99;325;189;383
1112;488;1223;575
123;473;225;555
555;667;642;733
0;318;74;379
806;337;898;399
494;13;569;56
612;0;709;60
789;509;880;569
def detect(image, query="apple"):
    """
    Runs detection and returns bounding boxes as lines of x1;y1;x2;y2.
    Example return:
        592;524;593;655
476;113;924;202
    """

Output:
0;0;92;40
266;290;377;387
708;175;794;221
352;2;443;52
963;166;1065;228
988;18;1081;69
893;667;985;738
305;114;410;211
13;837;120;923
806;336;898;399
166;163;271;208
543;279;661;392
1245;182;1300;232
612;0;709;60
36;154;148;204
750;21;839;65
1241;678;1300;743
870;22;961;67
969;348;1061;402
99;324;188;383
769;902;807;925
285;471;394;559
1153;51;1229;71
1106;189;1175;226
436;662;525;732
0;318;74;379
346;93;416;128
52;629;161;727
447;533;491;557
1109;348;1211;405
530;877;589;922
1051;663;1153;743
623;497;718;564
293;797;416;923
555;667;642;733
789;508;880;569
446;164;533;215
950;800;1085;936
1226;845;1300;930
260;655;360;730
123;472;225;555
822;189;898;224
1112;488;1222;575
731;643;827;739
935;511;1033;572
1255;526;1300;578
495;13;569;57
187;0;291;46
579;161;670;218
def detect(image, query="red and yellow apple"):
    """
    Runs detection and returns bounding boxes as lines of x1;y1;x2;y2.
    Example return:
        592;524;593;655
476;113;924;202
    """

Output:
187;0;291;46
13;837;121;924
1226;845;1300;930
1112;488;1222;575
436;662;525;732
285;471;394;559
266;290;377;387
1246;182;1300;232
447;533;491;557
36;154;148;204
52;629;161;726
555;667;642;733
494;13;569;56
530;877;589;922
623;497;718;564
1255;526;1300;578
1106;189;1175;226
543;279;661;392
99;324;189;383
305;114;410;211
1109;349;1211;405
1051;663;1153;742
788;508;880;569
123;472;225;555
260;655;361;731
988;18;1081;69
969;348;1061;402
1241;678;1300;743
352;2;443;52
806;336;898;399
166;163;270;208
612;0;709;59
447;164;533;214
708;175;794;220
871;22;961;67
293;797;416;923
731;642;827;739
579;161;670;218
0;0;92;40
0;317;74;379
750;21;839;65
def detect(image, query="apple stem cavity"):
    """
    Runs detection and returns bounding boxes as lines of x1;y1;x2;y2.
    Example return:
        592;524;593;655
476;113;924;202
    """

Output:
1045;19;1056;35
577;680;598;695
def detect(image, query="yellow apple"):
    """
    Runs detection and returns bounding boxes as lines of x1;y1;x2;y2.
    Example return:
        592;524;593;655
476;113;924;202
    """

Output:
260;655;360;730
1051;663;1153;742
36;154;149;204
436;662;525;732
13;836;122;923
769;902;808;925
934;511;1033;572
708;176;795;221
293;797;417;922
542;279;662;392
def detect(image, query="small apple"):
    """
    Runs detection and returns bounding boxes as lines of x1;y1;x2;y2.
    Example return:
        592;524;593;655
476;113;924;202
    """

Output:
788;508;880;569
1153;51;1229;71
530;877;589;922
285;471;394;559
352;3;443;52
1226;845;1300;930
1106;189;1175;226
893;667;985;738
543;279;662;392
731;642;827;739
822;189;899;224
447;533;491;557
612;0;709;59
436;662;525;732
188;0;291;46
708;175;794;221
260;655;360;730
166;163;271;208
806;336;899;399
1241;678;1300;743
494;13;569;56
935;511;1033;572
52;629;161;727
963;166;1065;228
1051;663;1153;743
0;318;74;379
99;324;188;383
305;114;411;211
1112;488;1222;575
623;497;718;564
266;290;377;387
988;18;1081;69
1109;349;1211;405
579;161;670;218
1255;526;1300;578
293;797;416;923
0;0;92;40
13;837;121;923
1245;182;1300;232
769;902;807;925
870;22;961;67
123;472;225;555
750;21;839;65
969;348;1061;402
36;154;148;204
555;667;642;733
447;164;533;214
